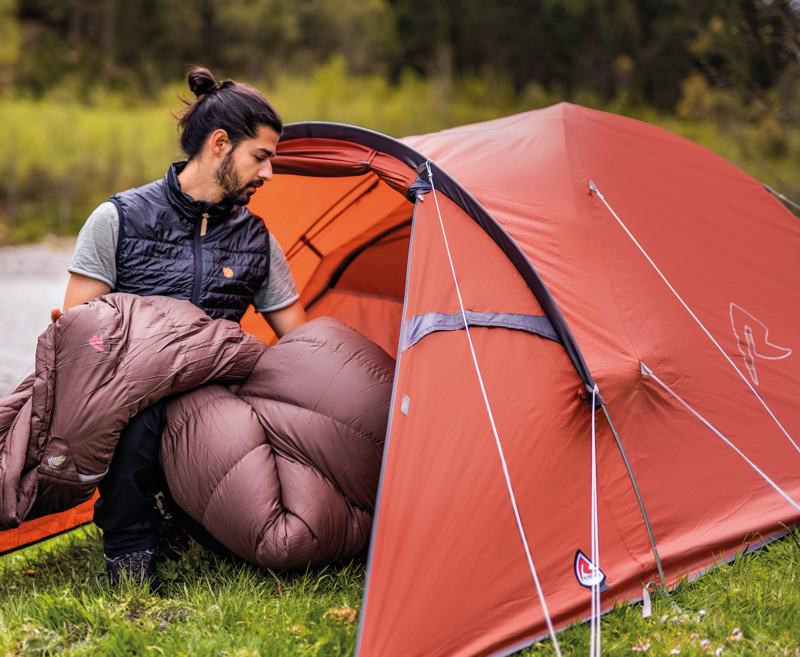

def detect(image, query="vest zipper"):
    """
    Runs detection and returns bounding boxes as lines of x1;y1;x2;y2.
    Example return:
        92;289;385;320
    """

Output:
192;212;208;305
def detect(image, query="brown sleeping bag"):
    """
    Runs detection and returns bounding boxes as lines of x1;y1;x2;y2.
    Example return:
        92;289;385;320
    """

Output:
0;293;264;528
161;316;395;569
0;293;393;570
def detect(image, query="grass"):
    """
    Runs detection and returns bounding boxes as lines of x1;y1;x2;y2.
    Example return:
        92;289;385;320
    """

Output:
2;526;799;656
0;526;363;657
525;532;800;656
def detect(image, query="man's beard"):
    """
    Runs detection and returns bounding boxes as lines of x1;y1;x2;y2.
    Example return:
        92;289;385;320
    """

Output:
215;152;262;205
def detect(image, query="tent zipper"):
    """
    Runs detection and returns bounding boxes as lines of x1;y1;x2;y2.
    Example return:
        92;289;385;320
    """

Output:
192;212;208;305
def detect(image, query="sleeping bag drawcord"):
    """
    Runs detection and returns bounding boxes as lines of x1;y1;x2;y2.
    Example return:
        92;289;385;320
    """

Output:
589;180;800;459
425;160;563;657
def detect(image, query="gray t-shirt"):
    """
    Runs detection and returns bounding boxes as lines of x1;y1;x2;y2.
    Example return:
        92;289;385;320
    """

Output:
68;202;299;313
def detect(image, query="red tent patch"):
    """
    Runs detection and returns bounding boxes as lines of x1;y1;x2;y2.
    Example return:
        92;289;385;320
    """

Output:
574;550;606;589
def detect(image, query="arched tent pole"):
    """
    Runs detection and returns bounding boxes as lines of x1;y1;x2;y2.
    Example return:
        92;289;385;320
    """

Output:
763;183;800;216
278;121;600;398
285;175;382;260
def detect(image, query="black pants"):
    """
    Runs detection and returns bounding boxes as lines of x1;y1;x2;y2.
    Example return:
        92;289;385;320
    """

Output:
94;402;167;558
93;401;231;559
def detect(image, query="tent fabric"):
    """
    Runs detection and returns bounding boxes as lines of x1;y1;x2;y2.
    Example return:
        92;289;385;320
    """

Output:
3;103;799;657
371;105;799;654
0;496;96;555
264;106;799;654
356;182;658;656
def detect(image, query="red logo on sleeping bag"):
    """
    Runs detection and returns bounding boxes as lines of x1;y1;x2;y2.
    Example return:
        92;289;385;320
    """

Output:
574;550;606;589
88;327;111;354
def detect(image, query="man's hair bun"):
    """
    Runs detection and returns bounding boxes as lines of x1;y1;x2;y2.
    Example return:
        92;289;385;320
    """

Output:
187;66;217;97
177;65;283;160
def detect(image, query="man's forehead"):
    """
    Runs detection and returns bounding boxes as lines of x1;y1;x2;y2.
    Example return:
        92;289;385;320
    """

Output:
246;125;280;150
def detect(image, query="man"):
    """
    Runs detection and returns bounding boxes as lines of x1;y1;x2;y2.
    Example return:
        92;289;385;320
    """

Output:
51;66;306;585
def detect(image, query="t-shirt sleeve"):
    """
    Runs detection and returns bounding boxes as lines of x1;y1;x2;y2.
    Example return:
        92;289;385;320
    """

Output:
254;233;300;313
68;201;119;288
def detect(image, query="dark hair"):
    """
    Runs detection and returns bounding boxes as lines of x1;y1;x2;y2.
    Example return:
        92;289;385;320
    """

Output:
177;66;283;159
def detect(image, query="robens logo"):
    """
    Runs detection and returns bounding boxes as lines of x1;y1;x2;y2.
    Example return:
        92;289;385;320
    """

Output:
88;327;112;354
574;550;606;589
729;303;791;385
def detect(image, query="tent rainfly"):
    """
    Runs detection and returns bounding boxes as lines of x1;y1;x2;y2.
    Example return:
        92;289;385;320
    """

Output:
2;103;799;656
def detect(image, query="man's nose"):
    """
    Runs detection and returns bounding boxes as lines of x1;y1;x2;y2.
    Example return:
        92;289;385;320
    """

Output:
258;160;273;181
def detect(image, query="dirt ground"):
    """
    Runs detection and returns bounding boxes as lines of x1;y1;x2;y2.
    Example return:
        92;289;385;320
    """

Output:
0;238;75;393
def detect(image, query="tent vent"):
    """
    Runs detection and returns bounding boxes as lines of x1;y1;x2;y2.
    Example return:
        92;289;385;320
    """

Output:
403;311;559;351
400;394;410;416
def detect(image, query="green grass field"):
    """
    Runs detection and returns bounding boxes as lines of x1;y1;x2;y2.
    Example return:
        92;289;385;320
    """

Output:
1;524;799;656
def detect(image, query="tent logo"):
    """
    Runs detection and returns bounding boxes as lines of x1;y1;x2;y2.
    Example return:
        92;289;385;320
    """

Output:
88;327;111;354
574;550;606;589
729;303;791;385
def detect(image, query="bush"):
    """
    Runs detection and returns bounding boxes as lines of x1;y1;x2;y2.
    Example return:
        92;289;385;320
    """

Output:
1;58;798;245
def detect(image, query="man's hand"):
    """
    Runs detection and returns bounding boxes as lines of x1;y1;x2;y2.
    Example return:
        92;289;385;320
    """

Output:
50;307;63;323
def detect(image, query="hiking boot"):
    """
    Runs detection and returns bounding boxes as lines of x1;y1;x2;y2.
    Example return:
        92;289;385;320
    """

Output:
156;511;191;562
105;548;158;588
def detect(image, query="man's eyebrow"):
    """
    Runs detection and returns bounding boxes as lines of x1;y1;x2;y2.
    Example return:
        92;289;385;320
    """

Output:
254;147;275;157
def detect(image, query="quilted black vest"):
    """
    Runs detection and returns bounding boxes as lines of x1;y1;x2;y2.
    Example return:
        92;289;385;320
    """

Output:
110;162;271;322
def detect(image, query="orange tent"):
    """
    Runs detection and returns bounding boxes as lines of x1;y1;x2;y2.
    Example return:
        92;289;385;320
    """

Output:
3;103;800;656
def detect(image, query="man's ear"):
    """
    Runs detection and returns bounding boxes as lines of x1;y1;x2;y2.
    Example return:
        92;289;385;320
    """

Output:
209;129;231;157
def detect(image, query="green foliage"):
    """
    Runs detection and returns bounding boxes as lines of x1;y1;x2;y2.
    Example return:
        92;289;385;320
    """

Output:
386;0;800;111
0;0;19;88
5;2;799;111
1;55;798;245
2;525;800;655
12;0;401;95
0;98;178;243
1;1;798;243
0;58;541;243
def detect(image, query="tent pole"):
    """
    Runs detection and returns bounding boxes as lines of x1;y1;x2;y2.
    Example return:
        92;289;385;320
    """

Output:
601;405;668;592
763;183;800;216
